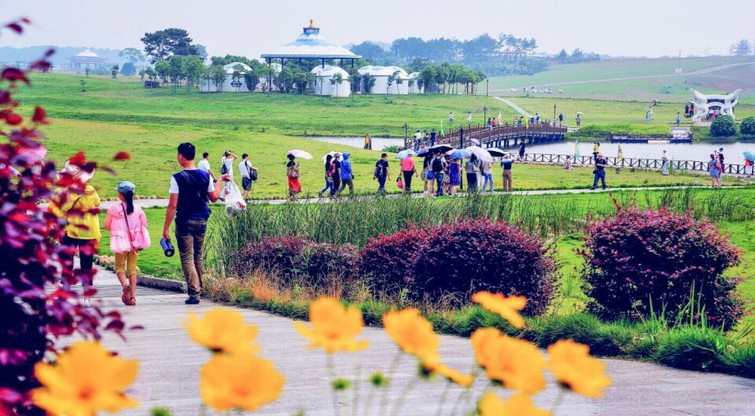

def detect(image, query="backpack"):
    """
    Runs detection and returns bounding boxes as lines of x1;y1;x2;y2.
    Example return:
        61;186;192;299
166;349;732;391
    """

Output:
220;159;229;175
245;161;258;181
374;161;385;178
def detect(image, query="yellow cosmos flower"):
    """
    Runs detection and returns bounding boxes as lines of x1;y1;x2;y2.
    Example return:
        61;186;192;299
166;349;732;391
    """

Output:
478;393;551;416
547;339;612;398
31;341;139;416
383;308;439;362
201;351;284;412
471;291;527;329
294;297;369;354
184;308;261;354
472;330;546;394
423;360;475;388
470;327;502;368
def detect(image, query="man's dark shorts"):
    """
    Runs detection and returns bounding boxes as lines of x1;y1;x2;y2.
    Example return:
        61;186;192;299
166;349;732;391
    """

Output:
242;177;252;191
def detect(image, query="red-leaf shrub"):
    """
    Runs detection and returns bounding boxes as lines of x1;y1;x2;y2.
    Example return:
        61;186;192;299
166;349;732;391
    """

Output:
412;218;557;315
358;225;429;297
581;208;744;330
303;242;359;287
237;237;358;287
0;44;126;414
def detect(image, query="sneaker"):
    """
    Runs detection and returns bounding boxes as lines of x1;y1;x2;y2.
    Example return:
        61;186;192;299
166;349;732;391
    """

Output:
128;296;136;306
185;297;200;305
121;286;130;305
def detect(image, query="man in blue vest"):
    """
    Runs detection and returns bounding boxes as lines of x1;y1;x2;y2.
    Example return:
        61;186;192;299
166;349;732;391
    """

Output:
163;142;229;304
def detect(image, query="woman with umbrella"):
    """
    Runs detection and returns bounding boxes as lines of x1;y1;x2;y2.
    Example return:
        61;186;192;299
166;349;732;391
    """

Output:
464;154;480;192
399;150;418;194
318;153;334;198
286;149;311;201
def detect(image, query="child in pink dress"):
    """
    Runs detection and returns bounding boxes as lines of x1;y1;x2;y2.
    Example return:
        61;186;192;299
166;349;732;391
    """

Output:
104;181;151;305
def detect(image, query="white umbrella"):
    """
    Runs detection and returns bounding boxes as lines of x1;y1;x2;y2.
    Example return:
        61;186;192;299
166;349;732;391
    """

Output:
487;148;506;158
288;149;313;160
577;112;584;116
470;138;481;146
466;146;493;163
396;149;414;159
321;151;336;163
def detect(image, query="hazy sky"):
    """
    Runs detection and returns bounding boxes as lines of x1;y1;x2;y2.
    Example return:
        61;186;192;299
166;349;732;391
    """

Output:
2;0;754;58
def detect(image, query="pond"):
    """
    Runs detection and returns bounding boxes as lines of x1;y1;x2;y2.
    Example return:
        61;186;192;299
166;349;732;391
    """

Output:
309;137;755;163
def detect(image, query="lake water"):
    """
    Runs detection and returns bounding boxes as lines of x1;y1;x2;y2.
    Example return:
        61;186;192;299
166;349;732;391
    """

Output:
309;137;755;163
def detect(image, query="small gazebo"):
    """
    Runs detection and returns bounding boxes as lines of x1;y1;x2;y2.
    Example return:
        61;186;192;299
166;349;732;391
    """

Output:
69;49;106;73
261;20;361;92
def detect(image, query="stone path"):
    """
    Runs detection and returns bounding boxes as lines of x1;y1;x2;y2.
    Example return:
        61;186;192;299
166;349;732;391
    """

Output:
492;96;530;116
91;269;755;416
100;185;722;210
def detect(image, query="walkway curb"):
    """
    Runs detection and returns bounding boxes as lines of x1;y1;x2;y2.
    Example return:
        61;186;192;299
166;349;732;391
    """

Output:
137;275;185;293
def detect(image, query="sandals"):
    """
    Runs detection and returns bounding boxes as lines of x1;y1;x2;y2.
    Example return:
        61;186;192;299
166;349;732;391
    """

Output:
121;286;136;306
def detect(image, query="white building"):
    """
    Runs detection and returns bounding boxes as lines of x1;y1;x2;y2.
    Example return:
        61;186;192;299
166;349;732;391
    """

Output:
358;66;410;95
311;65;351;97
690;89;741;122
200;62;251;93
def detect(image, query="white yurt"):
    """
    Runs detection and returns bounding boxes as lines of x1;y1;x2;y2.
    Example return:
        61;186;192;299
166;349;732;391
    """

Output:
311;65;351;97
408;72;422;94
357;65;409;95
200;62;252;93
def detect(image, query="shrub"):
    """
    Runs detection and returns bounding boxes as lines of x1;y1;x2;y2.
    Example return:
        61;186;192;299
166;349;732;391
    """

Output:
740;116;755;136
358;226;429;297
411;218;557;315
654;327;729;372
303;242;359;288
237;236;309;281
581;208;744;330
710;115;738;137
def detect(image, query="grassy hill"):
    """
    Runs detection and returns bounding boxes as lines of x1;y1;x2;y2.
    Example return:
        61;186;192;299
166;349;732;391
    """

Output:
486;56;755;104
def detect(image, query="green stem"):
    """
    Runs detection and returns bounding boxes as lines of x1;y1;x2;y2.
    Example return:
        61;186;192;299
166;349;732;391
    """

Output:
352;364;361;416
550;387;566;413
327;354;341;416
378;351;403;416
434;380;452;416
389;377;420;416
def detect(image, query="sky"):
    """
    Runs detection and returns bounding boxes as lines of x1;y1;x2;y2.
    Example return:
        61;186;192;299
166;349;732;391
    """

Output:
2;0;754;58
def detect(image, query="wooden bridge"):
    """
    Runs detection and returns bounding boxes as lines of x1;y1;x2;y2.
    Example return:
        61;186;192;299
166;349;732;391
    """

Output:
522;153;751;176
436;124;568;150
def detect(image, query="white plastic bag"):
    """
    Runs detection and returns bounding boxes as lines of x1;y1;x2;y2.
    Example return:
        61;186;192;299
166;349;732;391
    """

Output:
223;181;247;217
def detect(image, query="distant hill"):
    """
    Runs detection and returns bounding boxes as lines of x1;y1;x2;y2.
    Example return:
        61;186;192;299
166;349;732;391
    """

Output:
0;46;128;65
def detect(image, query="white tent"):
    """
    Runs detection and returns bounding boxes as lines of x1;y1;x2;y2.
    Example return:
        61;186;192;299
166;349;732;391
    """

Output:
311;65;351;97
357;65;410;95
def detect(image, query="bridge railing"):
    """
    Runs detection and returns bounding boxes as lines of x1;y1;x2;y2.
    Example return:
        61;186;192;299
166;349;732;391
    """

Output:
437;124;567;147
522;153;748;175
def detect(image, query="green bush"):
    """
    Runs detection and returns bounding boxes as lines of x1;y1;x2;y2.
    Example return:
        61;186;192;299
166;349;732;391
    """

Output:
655;327;729;371
740;116;755;136
710;115;738;137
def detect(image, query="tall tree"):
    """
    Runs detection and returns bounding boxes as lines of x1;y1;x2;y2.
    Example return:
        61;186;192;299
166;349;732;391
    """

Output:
141;28;198;64
731;39;752;56
350;42;387;62
119;47;144;65
210;65;227;92
183;56;205;90
167;55;184;91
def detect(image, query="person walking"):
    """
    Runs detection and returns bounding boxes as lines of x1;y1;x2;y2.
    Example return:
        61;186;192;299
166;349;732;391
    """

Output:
501;154;515;191
465;154;479;193
430;129;437;146
50;161;101;289
481;159;494;193
163;143;228;304
660;150;670;176
413;129;422;152
287;154;302;200
518;142;526;160
675;112;681;125
104;181;151;306
319;154;334;198
220;151;237;199
337;152;355;196
330;153;342;199
238;153;257;200
449;112;455;124
590;153;608;190
422;153;435;196
576;114;581;127
558;113;564;127
374;153;390;195
197;152;216;182
400;152;418;194
709;153;722;188
449;158;461;195
432;151;445;196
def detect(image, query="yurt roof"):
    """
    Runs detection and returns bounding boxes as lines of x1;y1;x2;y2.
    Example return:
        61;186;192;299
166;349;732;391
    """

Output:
223;62;252;74
261;21;360;60
358;65;408;78
311;65;349;77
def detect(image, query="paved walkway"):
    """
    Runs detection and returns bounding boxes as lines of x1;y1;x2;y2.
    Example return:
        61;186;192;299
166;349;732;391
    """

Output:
492;96;530;116
100;185;725;210
91;269;755;416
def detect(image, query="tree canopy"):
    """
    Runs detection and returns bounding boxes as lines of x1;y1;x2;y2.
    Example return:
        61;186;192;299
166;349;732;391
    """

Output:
141;28;199;64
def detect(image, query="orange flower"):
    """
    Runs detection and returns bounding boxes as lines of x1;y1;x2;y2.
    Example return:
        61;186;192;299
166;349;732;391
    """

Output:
31;341;139;416
478;393;551;416
424;360;475;388
383;308;439;362
471;329;546;394
471;291;527;329
184;308;260;354
201;351;284;412
548;339;612;398
294;297;369;354
470;327;502;368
